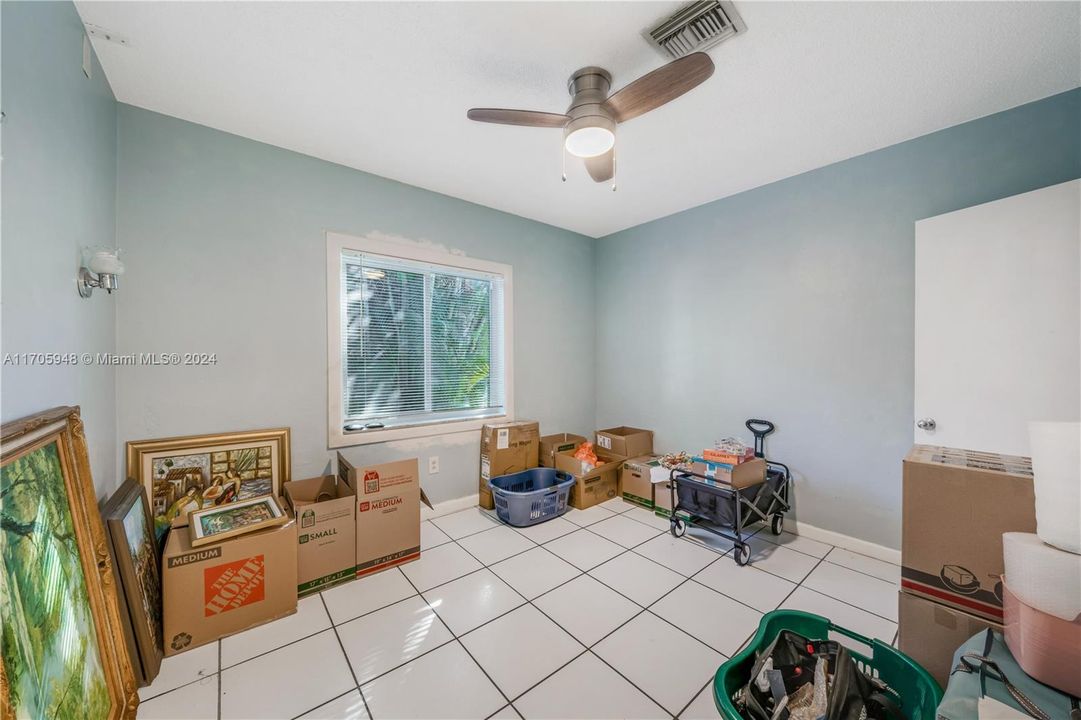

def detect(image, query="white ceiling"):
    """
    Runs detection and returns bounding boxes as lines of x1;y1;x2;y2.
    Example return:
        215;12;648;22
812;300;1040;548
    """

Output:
77;1;1080;238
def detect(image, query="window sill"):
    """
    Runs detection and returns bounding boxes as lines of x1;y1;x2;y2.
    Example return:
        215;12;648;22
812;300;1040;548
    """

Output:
327;415;508;448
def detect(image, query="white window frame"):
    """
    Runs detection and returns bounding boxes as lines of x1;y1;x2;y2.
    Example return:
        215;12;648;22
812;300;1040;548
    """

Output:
326;231;514;448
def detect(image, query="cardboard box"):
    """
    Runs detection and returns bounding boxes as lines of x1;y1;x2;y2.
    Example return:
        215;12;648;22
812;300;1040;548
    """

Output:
284;475;356;596
898;590;1000;688
621;455;663;508
687;457;767;490
555;448;623;510
902;445;1035;622
540;433;588;468
479;421;540;509
595;426;654;459
161;516;297;657
653;473;690;520
338;453;421;577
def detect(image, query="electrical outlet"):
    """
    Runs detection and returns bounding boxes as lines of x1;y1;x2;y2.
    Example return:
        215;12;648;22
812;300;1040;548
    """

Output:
428;456;440;475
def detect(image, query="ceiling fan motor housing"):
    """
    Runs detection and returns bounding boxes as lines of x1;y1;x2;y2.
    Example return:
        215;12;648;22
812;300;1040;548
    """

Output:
564;67;616;157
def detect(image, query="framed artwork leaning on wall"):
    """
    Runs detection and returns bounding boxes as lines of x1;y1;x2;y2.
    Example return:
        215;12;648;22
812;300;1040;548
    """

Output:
1;406;139;720
126;427;291;538
102;479;163;687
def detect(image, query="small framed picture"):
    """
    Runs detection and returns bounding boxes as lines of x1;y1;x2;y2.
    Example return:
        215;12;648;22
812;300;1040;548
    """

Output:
188;495;287;548
102;479;164;687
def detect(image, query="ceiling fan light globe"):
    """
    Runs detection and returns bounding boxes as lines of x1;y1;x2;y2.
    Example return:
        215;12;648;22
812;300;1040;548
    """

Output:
564;126;615;158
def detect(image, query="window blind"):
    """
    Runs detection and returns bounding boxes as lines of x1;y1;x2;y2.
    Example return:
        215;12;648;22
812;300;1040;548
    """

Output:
340;250;506;431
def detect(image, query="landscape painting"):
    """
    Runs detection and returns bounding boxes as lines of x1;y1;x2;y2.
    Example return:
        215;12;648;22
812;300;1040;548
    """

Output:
1;407;137;720
103;479;163;685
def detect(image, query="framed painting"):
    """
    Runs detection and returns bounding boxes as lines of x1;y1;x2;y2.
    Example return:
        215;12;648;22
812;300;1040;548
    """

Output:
126;428;290;536
102;479;163;687
188;495;287;547
1;406;138;719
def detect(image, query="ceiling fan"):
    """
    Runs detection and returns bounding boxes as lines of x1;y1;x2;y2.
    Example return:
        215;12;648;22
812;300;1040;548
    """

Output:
467;52;715;184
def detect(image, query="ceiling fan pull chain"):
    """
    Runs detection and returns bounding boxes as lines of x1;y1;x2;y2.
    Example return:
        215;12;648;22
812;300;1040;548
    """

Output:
561;141;567;182
611;151;618;192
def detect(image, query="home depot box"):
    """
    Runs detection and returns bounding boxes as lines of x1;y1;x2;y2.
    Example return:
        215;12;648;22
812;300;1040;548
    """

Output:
479;421;540;509
898;590;1000;687
902;445;1035;623
540;433;587;468
621;455;663;508
284;475;356;596
555;448;623;509
161;516;297;657
595;426;653;459
338;453;421;577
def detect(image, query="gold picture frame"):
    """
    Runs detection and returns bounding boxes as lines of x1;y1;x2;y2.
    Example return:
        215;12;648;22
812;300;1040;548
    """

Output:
1;406;139;719
126;428;290;533
102;479;163;687
188;495;288;547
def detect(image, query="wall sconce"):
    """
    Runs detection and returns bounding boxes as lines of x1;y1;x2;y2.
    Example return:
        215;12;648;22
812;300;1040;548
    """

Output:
78;247;125;298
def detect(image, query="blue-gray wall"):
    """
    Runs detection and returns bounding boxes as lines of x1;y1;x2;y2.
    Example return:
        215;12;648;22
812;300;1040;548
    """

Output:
114;106;595;504
4;0;1078;544
1;1;119;496
594;88;1081;549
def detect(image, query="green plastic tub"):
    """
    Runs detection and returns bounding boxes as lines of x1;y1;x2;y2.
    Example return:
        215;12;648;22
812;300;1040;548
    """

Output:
714;610;943;720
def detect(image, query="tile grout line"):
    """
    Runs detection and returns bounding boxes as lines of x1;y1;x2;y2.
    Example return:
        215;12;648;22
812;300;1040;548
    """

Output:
289;687;359;720
675;676;714;720
794;584;899;627
819;553;903;585
317;592;372;720
187;506;887;720
139;654;221;704
449;528;678;718
825;542;903;568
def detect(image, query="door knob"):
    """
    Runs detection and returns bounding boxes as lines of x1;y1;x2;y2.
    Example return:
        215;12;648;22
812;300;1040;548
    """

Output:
916;418;936;431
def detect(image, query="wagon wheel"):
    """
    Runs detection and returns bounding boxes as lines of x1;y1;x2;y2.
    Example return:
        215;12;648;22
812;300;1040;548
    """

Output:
771;514;783;536
670;517;687;538
734;543;751;566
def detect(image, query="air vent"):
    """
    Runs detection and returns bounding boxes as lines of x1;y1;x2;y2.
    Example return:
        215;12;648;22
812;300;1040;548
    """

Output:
645;1;746;59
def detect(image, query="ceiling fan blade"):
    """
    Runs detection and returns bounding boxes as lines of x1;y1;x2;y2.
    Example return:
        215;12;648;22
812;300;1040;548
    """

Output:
584;148;614;183
466;108;569;128
604;52;715;123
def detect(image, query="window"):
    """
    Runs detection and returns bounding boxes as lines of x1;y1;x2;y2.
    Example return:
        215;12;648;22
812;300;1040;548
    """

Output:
327;232;513;446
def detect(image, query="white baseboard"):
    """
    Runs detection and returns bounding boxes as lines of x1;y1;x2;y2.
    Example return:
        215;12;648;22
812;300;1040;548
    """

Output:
421;493;480;521
791;520;901;565
421;493;901;565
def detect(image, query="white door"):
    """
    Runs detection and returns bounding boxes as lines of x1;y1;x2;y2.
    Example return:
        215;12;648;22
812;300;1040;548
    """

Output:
914;179;1081;456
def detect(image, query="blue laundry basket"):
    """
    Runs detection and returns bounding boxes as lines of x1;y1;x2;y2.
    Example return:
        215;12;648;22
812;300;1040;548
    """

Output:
489;468;574;527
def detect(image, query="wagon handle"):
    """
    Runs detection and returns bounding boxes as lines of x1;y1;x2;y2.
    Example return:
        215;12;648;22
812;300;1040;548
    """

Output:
745;419;775;458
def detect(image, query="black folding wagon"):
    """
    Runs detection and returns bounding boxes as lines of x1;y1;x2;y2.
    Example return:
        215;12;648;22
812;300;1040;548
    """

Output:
668;419;792;566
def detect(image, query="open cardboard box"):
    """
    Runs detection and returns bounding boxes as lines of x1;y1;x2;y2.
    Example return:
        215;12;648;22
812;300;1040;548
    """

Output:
283;475;356;596
539;433;587;468
595;426;653;459
337;453;431;577
161;513;298;656
555;447;623;509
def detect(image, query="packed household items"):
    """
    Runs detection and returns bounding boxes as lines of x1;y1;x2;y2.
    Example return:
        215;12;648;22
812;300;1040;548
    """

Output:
72;420;426;690
900;421;1081;717
663;419;792;566
484;425;655;523
716;610;941;720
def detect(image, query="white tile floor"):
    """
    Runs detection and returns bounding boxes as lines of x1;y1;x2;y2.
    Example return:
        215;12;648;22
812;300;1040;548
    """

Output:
138;501;902;720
